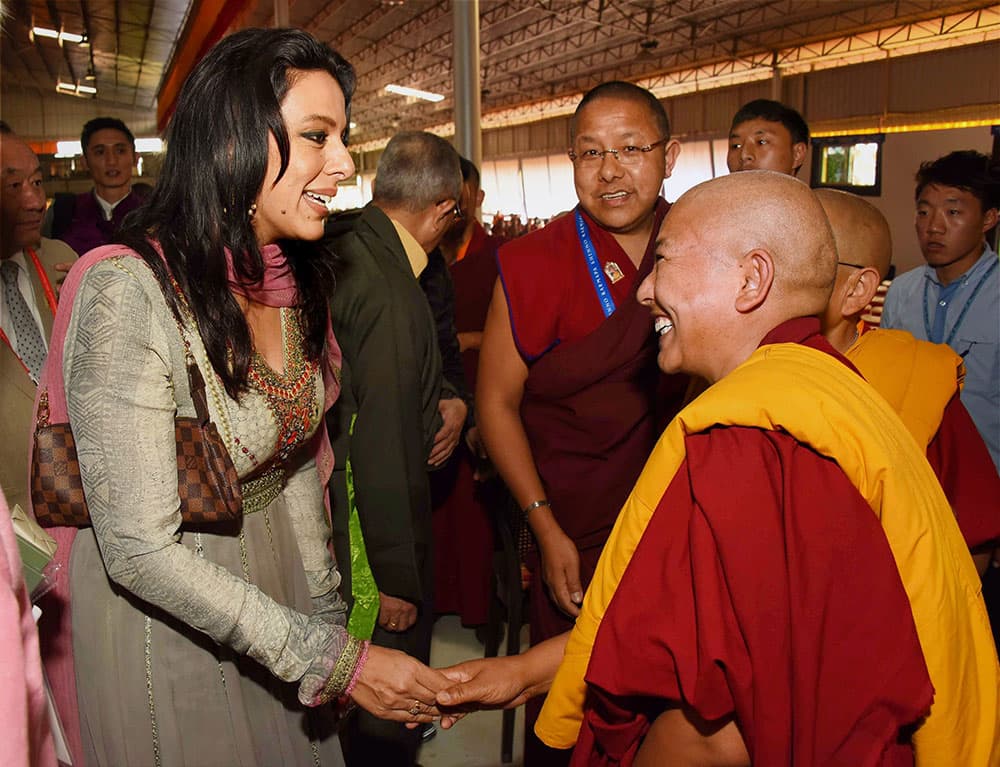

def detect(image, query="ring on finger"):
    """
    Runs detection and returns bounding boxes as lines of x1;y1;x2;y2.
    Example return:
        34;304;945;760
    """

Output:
409;701;422;716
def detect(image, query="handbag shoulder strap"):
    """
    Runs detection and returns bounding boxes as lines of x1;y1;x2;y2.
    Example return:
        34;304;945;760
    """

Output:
159;270;213;425
183;355;212;426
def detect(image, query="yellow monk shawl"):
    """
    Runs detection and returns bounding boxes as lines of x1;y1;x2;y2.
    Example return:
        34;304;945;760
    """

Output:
536;342;999;766
846;328;964;450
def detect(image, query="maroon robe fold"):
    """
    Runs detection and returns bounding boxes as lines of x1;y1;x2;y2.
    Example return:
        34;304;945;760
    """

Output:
451;222;501;392
927;394;1000;550
431;455;504;625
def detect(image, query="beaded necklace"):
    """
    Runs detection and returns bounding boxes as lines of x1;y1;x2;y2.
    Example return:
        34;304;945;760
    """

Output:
247;307;320;464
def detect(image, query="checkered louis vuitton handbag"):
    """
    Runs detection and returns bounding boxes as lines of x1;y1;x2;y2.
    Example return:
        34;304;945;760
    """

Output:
30;281;242;528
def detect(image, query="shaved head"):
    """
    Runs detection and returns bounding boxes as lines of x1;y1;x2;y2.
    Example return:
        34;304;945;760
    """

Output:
669;170;836;313
638;170;836;382
814;189;892;352
815;189;891;279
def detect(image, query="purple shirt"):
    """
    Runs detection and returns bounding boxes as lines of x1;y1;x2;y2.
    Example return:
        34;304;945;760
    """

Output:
58;189;146;256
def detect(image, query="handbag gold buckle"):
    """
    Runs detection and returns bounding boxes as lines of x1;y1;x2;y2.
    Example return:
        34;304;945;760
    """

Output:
36;390;50;430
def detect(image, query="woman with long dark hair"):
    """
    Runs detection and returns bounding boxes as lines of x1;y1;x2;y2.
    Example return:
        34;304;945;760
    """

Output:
41;28;447;767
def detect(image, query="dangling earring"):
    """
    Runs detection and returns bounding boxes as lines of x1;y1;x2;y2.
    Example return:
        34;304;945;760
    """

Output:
248;203;257;219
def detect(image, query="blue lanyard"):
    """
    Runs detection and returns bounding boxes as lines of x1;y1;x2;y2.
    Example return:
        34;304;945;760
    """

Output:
922;257;996;346
575;209;616;318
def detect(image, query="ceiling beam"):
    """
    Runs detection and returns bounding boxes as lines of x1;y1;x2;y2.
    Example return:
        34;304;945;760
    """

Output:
348;8;999;151
156;0;254;129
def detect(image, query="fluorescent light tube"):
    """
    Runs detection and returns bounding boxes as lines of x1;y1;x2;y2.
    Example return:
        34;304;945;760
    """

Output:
384;84;444;103
56;140;83;155
32;26;85;44
135;138;163;153
55;81;97;97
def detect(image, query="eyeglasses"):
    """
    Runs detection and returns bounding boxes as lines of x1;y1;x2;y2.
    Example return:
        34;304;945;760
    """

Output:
837;261;865;269
568;138;670;165
437;200;463;223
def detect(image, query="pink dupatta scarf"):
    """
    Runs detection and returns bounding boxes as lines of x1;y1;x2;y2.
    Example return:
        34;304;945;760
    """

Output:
0;487;56;767
31;243;342;767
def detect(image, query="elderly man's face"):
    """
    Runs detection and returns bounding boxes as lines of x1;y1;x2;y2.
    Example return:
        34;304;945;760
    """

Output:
571;97;676;236
637;208;734;381
1;136;46;257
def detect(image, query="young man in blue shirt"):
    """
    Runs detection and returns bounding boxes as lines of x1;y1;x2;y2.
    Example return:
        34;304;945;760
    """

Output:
882;150;999;472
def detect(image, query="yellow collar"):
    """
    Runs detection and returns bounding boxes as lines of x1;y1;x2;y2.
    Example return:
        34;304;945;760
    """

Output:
390;219;428;278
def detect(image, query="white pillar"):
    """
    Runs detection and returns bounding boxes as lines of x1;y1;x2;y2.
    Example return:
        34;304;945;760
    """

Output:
274;0;289;28
452;0;482;170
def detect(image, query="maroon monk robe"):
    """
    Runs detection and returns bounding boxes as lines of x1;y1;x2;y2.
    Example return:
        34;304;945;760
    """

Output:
501;203;669;361
501;201;670;553
927;395;1000;550
498;201;677;766
575;322;933;767
432;226;504;625
451;222;502;392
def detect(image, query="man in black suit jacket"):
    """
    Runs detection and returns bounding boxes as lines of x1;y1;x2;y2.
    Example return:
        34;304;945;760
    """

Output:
325;131;466;766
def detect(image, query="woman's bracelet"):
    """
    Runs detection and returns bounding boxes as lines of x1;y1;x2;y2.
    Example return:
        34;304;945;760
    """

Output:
344;639;370;699
335;638;370;712
322;634;363;703
522;499;551;518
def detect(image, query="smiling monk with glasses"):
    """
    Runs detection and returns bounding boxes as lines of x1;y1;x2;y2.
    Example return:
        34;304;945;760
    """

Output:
471;80;685;767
